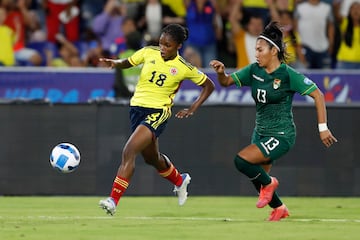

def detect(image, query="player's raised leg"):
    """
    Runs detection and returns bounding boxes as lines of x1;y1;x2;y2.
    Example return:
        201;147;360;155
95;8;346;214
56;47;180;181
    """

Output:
142;140;191;206
158;155;191;206
234;154;278;207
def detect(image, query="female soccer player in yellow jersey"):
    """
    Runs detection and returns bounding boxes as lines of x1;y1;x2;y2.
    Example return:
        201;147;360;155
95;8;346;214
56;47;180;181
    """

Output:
210;22;337;221
98;24;215;215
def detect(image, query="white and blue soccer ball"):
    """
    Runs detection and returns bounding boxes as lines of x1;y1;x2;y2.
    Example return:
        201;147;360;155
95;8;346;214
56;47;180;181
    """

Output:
50;143;81;173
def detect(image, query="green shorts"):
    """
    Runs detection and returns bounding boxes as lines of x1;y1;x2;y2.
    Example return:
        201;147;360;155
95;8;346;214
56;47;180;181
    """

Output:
251;131;295;163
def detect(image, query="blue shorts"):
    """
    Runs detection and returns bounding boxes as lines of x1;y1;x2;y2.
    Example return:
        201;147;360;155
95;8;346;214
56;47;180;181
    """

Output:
129;106;171;138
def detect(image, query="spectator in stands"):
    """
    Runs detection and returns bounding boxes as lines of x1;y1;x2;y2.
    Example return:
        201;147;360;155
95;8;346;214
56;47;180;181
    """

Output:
1;0;42;66
78;28;103;67
183;45;202;68
27;7;46;43
80;0;106;29
162;0;187;18
28;0;46;28
113;17;143;98
215;0;237;68
122;0;141;19
184;0;222;68
229;0;264;69
114;31;143;98
335;0;360;21
335;1;360;69
43;0;80;43
294;0;335;69
136;0;185;45
274;0;295;12
25;4;49;66
0;7;16;66
120;16;139;38
46;33;83;67
91;0;126;57
268;0;307;69
242;0;271;25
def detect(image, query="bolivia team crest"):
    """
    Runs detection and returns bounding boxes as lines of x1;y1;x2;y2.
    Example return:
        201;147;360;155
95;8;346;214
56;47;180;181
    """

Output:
170;67;178;75
273;79;281;89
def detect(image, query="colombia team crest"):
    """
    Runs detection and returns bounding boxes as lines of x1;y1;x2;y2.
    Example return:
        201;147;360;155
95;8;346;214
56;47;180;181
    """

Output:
273;79;281;89
170;67;178;75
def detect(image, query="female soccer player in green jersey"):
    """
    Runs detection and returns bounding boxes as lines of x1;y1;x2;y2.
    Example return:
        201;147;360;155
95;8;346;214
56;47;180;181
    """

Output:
98;24;215;215
210;22;337;221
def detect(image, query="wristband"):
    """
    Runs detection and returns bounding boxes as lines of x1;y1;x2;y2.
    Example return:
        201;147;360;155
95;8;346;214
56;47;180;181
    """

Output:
114;59;122;64
318;123;328;132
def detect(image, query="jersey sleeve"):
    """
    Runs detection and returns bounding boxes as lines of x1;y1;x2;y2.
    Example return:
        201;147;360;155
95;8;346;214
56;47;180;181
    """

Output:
128;47;146;66
287;66;317;95
186;67;208;86
230;64;253;87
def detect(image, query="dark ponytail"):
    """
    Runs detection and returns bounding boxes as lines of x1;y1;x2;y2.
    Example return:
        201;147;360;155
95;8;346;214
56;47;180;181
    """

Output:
344;10;354;47
258;21;287;62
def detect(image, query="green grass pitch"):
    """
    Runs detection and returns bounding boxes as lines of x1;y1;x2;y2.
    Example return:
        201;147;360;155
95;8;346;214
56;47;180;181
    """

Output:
0;196;359;240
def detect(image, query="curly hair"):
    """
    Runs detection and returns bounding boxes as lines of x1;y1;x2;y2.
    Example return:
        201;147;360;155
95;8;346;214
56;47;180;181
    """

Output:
161;24;189;45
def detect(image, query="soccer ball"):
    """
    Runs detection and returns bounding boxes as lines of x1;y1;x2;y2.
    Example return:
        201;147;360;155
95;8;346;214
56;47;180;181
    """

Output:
50;143;81;173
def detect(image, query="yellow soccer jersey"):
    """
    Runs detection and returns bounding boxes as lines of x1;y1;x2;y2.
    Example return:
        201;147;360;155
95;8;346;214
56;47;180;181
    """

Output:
337;19;360;63
0;26;15;66
128;46;207;109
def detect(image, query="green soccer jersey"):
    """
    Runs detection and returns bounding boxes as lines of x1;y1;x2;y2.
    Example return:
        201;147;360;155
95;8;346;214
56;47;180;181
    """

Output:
231;63;317;138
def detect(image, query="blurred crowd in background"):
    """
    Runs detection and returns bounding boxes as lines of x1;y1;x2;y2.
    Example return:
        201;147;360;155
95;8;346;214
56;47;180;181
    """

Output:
0;0;359;70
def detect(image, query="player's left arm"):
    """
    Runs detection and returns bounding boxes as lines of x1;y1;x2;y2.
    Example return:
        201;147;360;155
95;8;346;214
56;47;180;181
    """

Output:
99;58;133;69
308;88;338;148
175;77;215;119
99;47;146;69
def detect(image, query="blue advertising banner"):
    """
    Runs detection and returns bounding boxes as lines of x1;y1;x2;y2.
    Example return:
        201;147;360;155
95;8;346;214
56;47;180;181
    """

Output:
0;68;114;103
0;67;358;104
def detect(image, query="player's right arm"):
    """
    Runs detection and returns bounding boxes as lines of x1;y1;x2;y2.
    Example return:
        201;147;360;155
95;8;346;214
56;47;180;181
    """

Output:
99;58;133;69
209;60;235;87
176;77;215;118
308;88;338;148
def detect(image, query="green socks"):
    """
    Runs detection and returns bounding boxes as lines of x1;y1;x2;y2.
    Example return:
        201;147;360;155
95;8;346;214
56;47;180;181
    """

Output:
234;155;272;186
234;155;282;208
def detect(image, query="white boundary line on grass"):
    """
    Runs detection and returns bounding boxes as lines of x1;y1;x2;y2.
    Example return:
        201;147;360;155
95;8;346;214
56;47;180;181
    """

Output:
1;216;360;223
125;216;360;223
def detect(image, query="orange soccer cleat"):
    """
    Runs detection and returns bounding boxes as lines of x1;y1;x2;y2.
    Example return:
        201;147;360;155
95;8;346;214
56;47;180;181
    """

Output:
268;204;289;221
256;177;279;208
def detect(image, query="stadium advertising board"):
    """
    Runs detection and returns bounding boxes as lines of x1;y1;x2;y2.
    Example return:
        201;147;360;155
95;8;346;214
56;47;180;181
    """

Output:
0;68;357;104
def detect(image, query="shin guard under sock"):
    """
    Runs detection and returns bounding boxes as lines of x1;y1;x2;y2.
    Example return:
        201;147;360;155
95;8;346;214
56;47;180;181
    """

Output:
234;155;272;185
158;154;182;186
110;176;129;205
